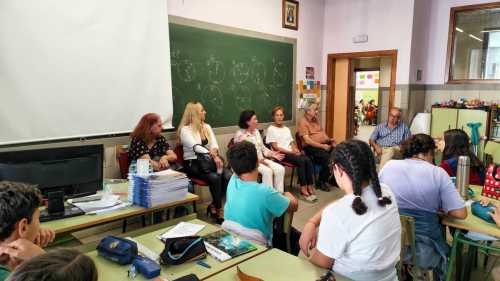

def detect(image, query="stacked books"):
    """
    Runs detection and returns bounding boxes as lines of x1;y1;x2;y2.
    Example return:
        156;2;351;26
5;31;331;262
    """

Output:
203;230;257;262
129;169;189;208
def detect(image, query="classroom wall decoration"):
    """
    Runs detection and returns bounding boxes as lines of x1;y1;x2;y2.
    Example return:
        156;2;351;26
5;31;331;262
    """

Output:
169;20;295;128
282;0;299;30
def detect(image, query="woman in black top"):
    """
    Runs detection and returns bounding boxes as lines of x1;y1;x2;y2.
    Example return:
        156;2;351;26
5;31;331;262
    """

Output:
128;113;176;171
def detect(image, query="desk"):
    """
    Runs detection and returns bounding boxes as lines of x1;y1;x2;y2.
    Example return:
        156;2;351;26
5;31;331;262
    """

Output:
87;219;268;281
206;249;351;281
42;182;199;235
441;185;500;238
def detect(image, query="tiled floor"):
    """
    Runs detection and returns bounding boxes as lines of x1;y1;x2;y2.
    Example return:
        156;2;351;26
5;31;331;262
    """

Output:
354;124;376;143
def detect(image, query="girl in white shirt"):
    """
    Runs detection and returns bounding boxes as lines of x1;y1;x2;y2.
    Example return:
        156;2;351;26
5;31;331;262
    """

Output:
299;140;401;281
266;106;316;202
177;102;230;223
234;110;285;192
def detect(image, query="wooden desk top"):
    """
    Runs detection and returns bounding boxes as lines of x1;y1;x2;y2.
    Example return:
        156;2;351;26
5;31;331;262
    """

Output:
87;219;268;281
442;185;500;238
206;248;352;281
42;182;199;235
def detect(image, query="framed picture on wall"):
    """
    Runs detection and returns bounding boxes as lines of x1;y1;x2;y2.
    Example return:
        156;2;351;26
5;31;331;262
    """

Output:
282;0;299;30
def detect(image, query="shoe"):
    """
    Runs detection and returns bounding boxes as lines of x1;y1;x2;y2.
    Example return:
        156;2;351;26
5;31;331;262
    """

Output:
318;182;331;192
206;204;224;224
300;192;316;203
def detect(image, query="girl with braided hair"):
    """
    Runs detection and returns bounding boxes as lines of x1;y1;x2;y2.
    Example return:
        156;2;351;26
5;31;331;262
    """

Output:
299;140;401;281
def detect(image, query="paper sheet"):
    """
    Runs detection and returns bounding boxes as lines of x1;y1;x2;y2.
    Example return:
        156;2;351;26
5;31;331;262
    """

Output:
158;222;205;240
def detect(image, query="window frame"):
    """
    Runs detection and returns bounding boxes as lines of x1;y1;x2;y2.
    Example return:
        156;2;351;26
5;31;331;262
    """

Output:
446;1;500;84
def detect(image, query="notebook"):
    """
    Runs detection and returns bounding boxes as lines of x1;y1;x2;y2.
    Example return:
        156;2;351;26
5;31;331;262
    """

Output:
203;230;257;262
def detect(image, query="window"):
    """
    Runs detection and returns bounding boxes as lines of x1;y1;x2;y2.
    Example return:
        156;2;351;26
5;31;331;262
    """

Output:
447;2;500;82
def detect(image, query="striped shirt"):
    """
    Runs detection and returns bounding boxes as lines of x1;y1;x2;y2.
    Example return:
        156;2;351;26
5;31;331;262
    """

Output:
370;121;411;147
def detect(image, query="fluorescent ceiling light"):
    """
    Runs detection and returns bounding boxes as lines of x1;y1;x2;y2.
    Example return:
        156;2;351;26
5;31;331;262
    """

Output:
469;34;483;42
456;27;464;32
481;29;500;33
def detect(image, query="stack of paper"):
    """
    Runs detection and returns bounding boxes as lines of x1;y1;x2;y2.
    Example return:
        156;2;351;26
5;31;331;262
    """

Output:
72;195;121;213
131;169;189;208
158;222;205;241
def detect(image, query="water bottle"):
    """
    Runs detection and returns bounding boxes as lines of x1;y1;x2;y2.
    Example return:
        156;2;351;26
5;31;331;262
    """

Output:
456;156;470;200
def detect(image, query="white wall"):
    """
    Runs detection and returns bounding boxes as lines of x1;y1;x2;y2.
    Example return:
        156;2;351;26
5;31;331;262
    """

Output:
321;0;415;84
418;0;493;84
167;0;325;81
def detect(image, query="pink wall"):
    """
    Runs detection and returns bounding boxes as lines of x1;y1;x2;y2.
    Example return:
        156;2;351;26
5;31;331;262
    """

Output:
320;0;415;84
167;0;325;81
418;0;493;84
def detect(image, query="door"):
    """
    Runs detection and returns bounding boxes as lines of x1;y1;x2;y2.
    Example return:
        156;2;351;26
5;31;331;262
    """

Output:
332;58;350;143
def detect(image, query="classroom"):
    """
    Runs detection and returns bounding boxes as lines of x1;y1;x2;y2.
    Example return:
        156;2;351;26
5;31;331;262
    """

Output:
1;0;500;280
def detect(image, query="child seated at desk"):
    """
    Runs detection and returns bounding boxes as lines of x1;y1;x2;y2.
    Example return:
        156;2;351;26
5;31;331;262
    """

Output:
6;248;97;281
0;181;55;281
222;141;298;246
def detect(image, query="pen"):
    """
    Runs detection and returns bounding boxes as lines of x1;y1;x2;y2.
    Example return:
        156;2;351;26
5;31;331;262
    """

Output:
196;260;211;269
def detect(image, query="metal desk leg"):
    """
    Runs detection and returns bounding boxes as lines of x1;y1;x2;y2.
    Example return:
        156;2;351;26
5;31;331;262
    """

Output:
446;230;460;281
192;201;197;213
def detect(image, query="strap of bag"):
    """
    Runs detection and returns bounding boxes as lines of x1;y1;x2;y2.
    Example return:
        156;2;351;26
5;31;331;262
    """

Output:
167;237;203;261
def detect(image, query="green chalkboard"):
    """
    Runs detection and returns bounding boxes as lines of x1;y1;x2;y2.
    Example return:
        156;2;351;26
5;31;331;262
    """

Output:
169;22;294;128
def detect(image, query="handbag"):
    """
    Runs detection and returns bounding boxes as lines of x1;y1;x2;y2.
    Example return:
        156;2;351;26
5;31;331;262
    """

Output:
160;236;207;265
193;144;217;174
482;164;500;199
96;236;138;265
471;201;496;224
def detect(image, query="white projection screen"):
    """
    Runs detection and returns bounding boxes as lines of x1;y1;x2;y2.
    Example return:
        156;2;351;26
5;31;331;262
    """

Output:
0;0;173;145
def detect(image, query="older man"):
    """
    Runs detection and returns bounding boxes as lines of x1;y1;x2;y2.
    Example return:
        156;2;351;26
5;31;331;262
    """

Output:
298;103;335;191
369;107;411;168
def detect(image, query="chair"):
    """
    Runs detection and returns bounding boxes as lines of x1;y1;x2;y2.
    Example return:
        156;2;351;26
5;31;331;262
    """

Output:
262;136;297;192
174;144;209;190
118;149;130;179
294;132;322;185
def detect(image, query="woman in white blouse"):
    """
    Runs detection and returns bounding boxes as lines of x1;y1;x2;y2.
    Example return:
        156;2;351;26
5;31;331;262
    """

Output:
177;102;230;223
234;109;285;192
266;106;316;202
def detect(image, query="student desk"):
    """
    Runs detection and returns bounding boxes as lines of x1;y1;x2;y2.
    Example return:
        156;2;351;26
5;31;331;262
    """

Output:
87;219;268;281
441;185;500;238
206;248;352;281
42;182;199;236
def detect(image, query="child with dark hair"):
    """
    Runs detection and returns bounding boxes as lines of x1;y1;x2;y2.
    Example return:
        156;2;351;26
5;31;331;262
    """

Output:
440;129;485;185
379;134;467;280
299;140;401;281
223;141;298;245
6;249;97;281
0;181;55;281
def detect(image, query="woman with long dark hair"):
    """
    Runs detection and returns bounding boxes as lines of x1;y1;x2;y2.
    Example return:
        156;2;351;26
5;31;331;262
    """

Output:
299;140;400;281
440;129;485;185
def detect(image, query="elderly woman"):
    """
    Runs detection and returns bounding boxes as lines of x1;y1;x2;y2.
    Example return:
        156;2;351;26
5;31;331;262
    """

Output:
234;110;285;192
129;113;176;171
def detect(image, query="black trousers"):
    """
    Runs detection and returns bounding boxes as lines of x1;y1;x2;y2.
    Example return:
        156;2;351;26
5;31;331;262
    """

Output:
184;159;230;209
303;146;332;184
283;153;314;186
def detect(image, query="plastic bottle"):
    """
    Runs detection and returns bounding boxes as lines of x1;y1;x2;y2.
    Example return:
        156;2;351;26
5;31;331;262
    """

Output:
127;161;137;203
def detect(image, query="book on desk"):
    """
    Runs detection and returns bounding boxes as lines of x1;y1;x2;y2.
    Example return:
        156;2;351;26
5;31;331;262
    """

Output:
203;230;257;262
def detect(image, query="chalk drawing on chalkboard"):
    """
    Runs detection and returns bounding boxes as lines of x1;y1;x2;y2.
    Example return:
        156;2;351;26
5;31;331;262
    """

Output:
202;85;224;112
231;84;252;112
206;55;225;84
272;59;288;87
231;61;250;84
177;60;197;82
250;57;266;84
172;86;188;117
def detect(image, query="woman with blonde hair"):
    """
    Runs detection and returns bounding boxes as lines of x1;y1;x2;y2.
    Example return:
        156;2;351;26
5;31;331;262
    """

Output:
178;102;230;223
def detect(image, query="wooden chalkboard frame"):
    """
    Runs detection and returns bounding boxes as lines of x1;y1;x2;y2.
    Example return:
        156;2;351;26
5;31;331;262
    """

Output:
168;16;297;134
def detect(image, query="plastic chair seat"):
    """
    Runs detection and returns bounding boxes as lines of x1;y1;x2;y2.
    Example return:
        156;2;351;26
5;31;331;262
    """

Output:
280;160;296;168
190;177;209;186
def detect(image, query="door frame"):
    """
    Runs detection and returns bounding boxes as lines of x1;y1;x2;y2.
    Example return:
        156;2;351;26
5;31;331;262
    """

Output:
325;49;397;138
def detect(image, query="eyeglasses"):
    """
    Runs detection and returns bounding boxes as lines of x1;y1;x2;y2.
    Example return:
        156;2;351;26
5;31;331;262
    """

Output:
389;114;401;119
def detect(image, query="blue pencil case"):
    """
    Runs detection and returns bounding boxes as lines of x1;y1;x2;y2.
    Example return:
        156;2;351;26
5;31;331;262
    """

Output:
133;256;161;279
471;201;496;224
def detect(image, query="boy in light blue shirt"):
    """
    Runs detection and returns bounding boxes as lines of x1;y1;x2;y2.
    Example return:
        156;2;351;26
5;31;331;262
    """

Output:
224;141;298;241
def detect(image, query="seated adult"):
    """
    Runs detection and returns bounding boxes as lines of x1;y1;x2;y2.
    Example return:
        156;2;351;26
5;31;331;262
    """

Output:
440;129;485;185
379;134;467;280
129;113;177;171
0;181;56;281
299;140;400;281
223;141;298;245
266;106;317;202
178;102;231;223
297;103;335;191
369;107;411;168
234;110;286;192
6;249;97;281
